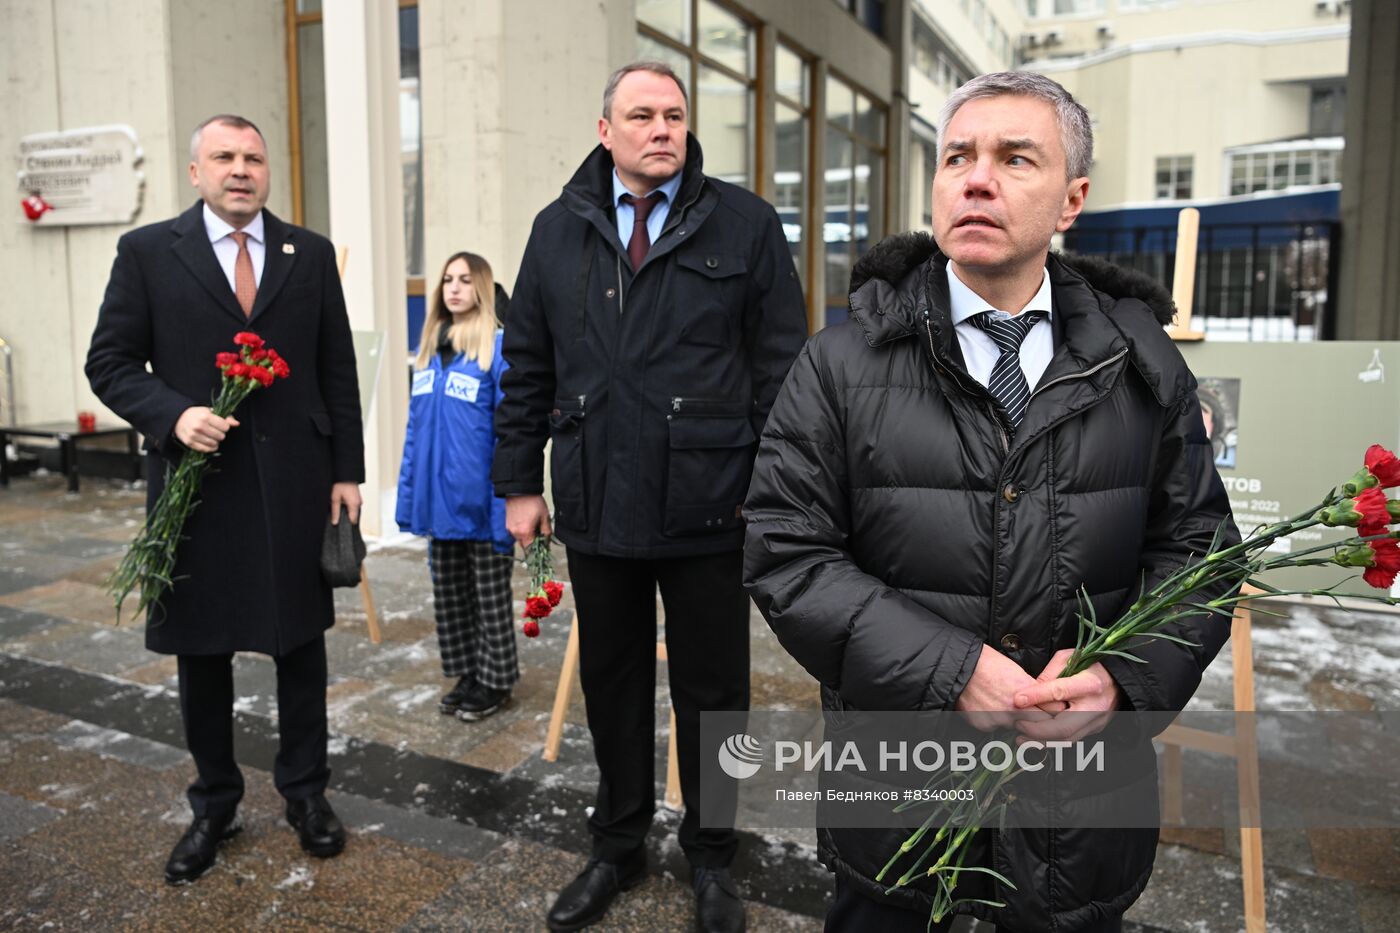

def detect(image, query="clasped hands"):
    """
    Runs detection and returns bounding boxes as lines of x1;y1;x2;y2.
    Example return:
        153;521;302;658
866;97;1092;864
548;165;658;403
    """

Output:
954;645;1120;744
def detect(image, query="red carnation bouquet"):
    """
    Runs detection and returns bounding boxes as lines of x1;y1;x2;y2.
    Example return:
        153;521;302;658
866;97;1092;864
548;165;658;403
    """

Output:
520;535;563;637
882;444;1400;925
108;332;290;621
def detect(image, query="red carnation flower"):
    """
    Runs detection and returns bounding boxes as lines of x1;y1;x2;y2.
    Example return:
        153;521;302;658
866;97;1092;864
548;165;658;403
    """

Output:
543;580;564;607
522;619;540;638
1355;485;1391;536
215;352;239;369
524;596;552;619
1364;538;1400;589
251;348;269;362
271;358;291;379
1366;445;1400;488
248;366;274;387
233;332;264;349
227;362;249;378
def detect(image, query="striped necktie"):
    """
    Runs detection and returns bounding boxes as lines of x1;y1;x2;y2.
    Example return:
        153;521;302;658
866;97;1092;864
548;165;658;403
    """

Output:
969;309;1046;431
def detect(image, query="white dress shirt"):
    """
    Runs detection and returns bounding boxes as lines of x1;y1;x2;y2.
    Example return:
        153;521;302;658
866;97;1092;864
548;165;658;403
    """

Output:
612;169;684;249
203;203;266;292
946;264;1054;392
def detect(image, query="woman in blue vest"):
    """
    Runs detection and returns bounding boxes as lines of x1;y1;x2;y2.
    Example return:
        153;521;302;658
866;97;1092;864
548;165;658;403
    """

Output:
396;251;516;720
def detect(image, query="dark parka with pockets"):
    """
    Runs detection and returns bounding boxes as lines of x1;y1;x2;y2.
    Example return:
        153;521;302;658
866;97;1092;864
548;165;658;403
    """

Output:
492;136;808;557
742;233;1239;932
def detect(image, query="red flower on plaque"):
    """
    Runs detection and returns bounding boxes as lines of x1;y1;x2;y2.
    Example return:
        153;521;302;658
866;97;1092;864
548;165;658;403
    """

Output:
21;193;52;221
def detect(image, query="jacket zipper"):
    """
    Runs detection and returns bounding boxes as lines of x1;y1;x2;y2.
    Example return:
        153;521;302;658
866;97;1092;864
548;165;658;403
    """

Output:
923;311;1008;453
1028;347;1129;399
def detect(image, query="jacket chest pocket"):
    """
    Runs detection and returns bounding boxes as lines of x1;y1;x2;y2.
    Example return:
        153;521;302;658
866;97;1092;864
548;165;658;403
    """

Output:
674;251;746;348
548;398;588;532
663;407;755;536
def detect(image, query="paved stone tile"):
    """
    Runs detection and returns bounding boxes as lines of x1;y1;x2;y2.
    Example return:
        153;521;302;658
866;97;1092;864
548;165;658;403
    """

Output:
0;605;68;641
1;615;152;676
0;578;132;628
51;719;187;770
0;845;151;930
0;791;63;842
1307;827;1400;889
332;790;505;861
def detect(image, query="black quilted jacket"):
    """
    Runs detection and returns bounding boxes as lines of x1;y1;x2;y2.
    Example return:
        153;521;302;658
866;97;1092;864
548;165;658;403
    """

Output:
742;233;1238;932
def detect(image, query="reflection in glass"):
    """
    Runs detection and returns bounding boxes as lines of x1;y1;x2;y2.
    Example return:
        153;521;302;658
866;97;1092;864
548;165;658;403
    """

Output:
637;0;691;46
776;43;807;105
775;101;807;283
297;22;329;237
854;91;885;145
857;143;884;263
698;0;750;78
400;6;423;277
825;127;854;323
827;75;854;131
634;33;692;102
697;64;751;188
296;0;321;13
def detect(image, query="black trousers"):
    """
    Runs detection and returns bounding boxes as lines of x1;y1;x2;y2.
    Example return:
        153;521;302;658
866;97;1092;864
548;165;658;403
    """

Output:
825;879;1124;933
176;634;330;820
566;548;750;868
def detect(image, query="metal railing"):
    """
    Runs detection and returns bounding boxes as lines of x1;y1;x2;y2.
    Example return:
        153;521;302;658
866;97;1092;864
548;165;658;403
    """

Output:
1064;221;1341;341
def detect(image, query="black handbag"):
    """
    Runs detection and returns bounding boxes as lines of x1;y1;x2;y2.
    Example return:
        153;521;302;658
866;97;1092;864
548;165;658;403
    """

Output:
321;504;366;587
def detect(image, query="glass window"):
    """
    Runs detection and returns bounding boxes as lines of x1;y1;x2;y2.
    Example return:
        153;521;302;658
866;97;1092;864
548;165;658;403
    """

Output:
775;100;808;283
775;43;807;105
1250;155;1268;193
1271;153;1291;188
1230;155;1248;196
826;76;854;131
824;127;854;326
635;33;691;88
1292;152;1313;187
295;0;320;12
696;63;751;188
854;91;885;145
637;0;691;46
1318;150;1338;185
1153;155;1191;201
296;22;329;237
698;0;751;78
400;5;423;277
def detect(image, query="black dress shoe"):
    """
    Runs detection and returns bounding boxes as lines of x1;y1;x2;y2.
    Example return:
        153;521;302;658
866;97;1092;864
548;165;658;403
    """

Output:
440;675;477;715
163;811;241;885
693;867;746;933
285;794;346;858
546;851;647;931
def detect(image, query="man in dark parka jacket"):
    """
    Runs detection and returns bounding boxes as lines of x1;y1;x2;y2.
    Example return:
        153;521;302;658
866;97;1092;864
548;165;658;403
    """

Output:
86;116;363;885
743;73;1237;932
493;62;807;932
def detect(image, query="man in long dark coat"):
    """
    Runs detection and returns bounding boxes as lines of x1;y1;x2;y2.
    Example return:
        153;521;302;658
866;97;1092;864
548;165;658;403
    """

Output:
86;114;364;884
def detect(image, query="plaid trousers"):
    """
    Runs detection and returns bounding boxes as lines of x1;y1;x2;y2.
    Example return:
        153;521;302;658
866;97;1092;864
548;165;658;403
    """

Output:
427;539;519;690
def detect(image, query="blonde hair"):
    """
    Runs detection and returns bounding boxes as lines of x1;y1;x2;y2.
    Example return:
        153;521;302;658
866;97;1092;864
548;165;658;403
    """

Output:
414;251;499;371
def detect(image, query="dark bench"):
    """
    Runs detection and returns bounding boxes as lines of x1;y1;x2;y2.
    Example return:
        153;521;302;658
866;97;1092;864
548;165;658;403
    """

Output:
0;421;139;493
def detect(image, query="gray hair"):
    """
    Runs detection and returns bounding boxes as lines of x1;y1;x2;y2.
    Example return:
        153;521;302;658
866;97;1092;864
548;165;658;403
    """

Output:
190;114;266;160
602;61;689;120
936;72;1093;180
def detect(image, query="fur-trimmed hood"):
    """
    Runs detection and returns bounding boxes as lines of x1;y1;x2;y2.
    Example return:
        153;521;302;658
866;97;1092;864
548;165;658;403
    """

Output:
849;231;1176;326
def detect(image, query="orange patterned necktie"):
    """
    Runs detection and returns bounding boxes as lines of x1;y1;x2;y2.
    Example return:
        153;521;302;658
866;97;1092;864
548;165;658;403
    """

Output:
230;231;256;317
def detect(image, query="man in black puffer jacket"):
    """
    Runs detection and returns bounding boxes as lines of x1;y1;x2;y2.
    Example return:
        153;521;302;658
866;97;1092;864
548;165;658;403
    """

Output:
743;73;1237;932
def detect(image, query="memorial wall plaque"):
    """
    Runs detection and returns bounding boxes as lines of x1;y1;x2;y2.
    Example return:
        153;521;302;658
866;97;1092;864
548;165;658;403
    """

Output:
16;125;144;226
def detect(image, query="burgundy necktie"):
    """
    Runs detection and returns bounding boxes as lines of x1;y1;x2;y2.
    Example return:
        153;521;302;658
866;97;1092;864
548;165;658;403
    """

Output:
230;231;256;317
620;192;665;272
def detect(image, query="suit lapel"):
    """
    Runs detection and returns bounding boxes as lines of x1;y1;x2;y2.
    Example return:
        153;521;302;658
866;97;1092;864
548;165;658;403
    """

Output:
250;210;296;323
170;202;247;324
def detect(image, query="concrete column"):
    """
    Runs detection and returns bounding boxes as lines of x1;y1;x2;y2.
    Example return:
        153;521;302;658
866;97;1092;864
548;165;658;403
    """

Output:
321;0;409;537
1336;0;1400;339
886;0;913;235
